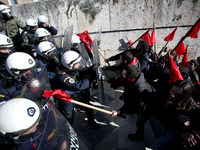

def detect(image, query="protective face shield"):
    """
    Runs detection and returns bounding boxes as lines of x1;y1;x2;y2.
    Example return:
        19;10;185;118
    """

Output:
71;34;81;49
6;52;38;82
0;5;11;20
37;15;48;27
35;28;51;43
37;41;58;60
25;19;38;33
61;50;83;70
0;98;42;142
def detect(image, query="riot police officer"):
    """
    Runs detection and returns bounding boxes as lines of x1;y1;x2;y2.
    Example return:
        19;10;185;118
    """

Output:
0;52;38;103
31;28;51;57
0;4;25;51
56;50;98;128
0;98;74;150
36;41;61;89
37;15;57;35
0;34;14;76
20;18;38;55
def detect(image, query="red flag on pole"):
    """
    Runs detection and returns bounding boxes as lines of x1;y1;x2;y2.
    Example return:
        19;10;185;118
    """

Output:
175;41;186;59
77;30;93;52
141;31;153;46
128;40;133;45
169;55;184;83
180;46;189;68
187;21;200;38
164;28;177;41
77;30;93;43
150;28;156;44
43;89;73;102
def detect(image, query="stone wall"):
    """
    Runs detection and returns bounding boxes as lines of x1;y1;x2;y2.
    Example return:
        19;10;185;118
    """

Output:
10;0;200;64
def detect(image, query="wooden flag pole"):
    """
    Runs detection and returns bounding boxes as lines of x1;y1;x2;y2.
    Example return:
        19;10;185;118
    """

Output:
70;99;126;118
71;100;112;114
171;18;200;54
157;26;178;59
98;49;111;66
123;30;150;51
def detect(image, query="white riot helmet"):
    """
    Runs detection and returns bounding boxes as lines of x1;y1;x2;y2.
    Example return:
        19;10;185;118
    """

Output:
0;98;41;141
37;41;57;60
0;34;14;72
0;34;14;51
6;52;37;82
0;5;11;19
71;34;81;49
37;15;48;23
25;19;38;33
37;15;48;27
71;34;81;44
61;50;82;70
35;28;51;43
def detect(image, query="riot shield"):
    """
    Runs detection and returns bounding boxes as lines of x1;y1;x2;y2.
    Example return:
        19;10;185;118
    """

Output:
37;98;88;150
92;30;105;103
79;43;93;68
20;65;51;103
0;13;3;32
19;65;88;150
62;26;73;53
62;25;93;68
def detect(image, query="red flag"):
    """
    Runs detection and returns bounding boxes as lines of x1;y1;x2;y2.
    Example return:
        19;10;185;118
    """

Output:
128;40;133;45
187;21;200;38
141;32;153;46
169;55;183;83
180;46;188;68
150;28;156;44
175;41;186;59
128;40;134;48
43;89;73;102
77;30;93;52
164;28;177;41
77;30;93;43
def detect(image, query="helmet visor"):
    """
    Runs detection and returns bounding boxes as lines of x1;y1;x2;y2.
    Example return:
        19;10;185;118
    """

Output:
38;35;51;43
11;65;38;82
20;66;38;82
43;47;57;60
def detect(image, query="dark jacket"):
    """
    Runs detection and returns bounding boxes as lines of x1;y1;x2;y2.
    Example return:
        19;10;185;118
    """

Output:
119;72;155;114
0;78;25;102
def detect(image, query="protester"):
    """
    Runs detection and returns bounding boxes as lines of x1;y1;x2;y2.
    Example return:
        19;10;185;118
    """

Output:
113;80;198;149
111;64;155;115
103;51;141;89
188;59;199;85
